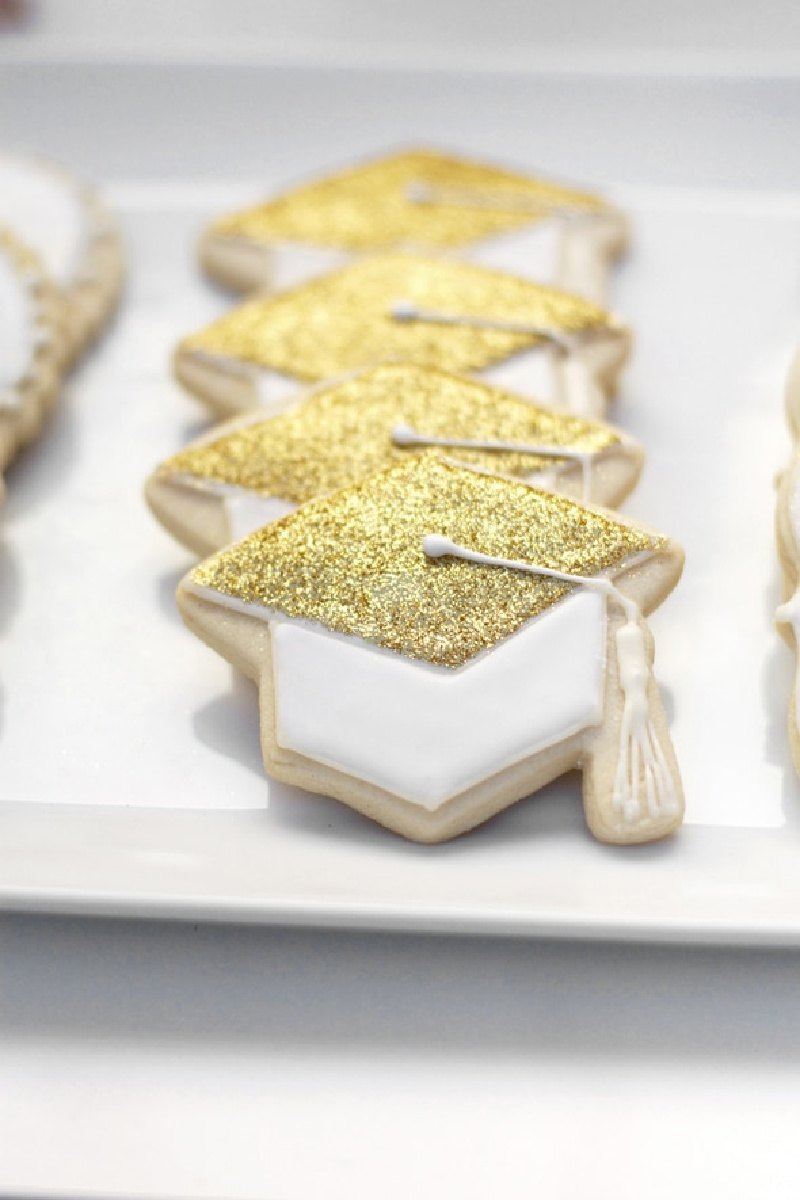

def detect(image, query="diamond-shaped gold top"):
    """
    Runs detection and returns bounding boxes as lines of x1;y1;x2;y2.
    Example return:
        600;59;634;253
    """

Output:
210;149;605;251
182;254;612;383
159;364;621;504
189;457;660;669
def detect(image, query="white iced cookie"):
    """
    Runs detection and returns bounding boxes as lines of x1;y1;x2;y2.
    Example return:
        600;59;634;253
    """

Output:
175;254;630;420
148;363;644;556
0;151;124;359
775;351;800;776
200;148;628;305
178;456;684;846
0;229;68;471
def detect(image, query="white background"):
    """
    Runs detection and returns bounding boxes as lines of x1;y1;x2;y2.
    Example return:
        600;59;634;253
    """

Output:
3;0;800;74
4;3;800;1196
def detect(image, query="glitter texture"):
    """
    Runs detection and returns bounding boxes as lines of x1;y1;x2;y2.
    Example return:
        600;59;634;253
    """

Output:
160;364;620;503
211;149;605;251
183;254;612;383
190;457;660;669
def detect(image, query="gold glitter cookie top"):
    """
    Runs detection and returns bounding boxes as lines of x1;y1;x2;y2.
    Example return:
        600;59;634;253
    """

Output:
159;364;621;504
182;254;612;383
209;149;605;251
190;457;660;669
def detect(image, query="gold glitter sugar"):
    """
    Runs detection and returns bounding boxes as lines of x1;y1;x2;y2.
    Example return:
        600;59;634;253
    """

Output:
160;364;620;504
183;254;612;383
190;456;660;669
211;149;606;251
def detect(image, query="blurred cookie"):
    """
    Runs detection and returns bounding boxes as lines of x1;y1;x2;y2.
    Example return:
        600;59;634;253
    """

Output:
176;254;630;419
0;229;67;471
148;363;644;555
178;456;684;845
200;147;628;304
0;150;124;359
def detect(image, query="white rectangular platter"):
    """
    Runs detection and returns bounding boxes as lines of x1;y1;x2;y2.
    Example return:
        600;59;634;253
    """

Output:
2;176;800;942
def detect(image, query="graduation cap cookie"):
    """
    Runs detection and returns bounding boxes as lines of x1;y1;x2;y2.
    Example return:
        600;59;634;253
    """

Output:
0;151;124;359
0;229;68;472
177;456;685;845
148;363;644;555
175;253;629;419
200;148;628;304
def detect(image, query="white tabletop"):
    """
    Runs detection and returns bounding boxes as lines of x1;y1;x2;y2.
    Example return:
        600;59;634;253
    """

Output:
5;914;800;1199
2;33;800;1197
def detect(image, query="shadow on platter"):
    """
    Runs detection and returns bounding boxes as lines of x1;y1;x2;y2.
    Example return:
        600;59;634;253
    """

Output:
760;571;800;829
178;413;217;446
2;380;80;519
156;561;195;625
265;775;390;849
658;680;675;727
263;768;596;854
188;669;680;854
192;668;264;782
0;537;22;635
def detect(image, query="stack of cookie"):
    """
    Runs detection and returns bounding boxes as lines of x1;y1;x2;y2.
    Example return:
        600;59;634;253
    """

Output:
148;148;686;847
0;151;125;485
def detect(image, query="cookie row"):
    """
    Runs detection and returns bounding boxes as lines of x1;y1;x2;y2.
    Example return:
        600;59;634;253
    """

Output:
0;151;125;477
149;147;685;847
174;149;631;421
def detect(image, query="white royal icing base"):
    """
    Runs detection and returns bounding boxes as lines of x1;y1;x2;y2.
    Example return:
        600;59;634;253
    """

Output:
0;156;87;286
0;248;33;398
466;221;562;285
185;349;300;413
171;473;295;541
255;367;306;409
478;344;557;405
270;591;606;808
225;492;295;540
426;537;680;825
483;350;605;416
266;242;353;291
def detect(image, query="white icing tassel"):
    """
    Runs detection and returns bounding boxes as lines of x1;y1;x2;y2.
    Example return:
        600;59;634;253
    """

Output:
390;300;583;353
612;613;679;823
392;423;592;500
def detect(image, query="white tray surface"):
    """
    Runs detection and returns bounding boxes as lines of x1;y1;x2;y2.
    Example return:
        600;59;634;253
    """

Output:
2;180;800;941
